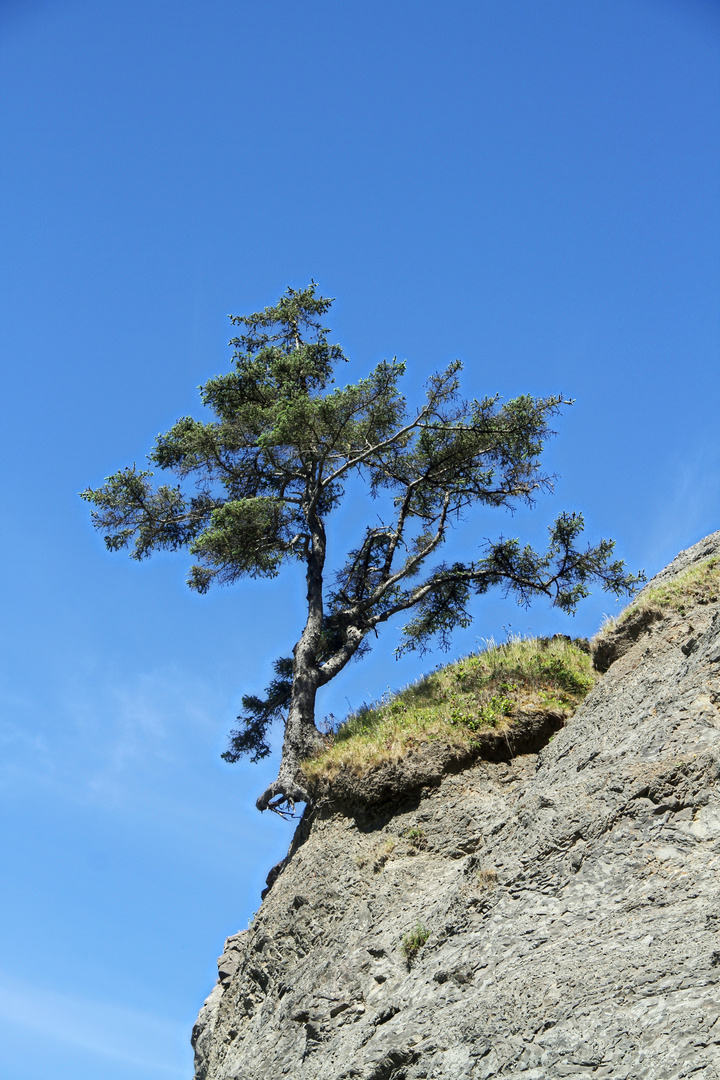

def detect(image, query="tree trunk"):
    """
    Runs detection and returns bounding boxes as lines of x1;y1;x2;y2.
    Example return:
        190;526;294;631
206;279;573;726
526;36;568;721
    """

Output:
256;492;327;813
255;653;323;813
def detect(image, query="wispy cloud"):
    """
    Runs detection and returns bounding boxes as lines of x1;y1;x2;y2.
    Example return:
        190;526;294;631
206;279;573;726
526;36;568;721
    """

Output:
646;439;720;575
62;663;219;802
0;649;287;858
0;659;226;812
0;971;185;1074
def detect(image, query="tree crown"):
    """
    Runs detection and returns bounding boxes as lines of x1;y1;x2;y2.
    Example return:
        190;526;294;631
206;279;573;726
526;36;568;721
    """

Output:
82;284;642;777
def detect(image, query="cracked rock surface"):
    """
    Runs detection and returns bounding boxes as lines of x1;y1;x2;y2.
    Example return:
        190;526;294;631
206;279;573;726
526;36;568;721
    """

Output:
193;532;720;1080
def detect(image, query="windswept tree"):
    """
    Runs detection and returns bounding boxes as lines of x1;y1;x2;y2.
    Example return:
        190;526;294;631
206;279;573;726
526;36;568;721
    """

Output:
82;284;641;813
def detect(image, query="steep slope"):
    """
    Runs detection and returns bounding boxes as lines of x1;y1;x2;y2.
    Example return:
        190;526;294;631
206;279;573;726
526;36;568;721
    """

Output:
193;532;720;1080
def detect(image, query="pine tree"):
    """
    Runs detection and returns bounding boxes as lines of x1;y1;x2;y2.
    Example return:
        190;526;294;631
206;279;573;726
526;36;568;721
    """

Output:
82;284;641;813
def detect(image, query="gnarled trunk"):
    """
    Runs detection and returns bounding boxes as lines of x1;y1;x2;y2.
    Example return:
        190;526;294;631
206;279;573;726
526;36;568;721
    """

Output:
256;490;328;814
255;669;323;812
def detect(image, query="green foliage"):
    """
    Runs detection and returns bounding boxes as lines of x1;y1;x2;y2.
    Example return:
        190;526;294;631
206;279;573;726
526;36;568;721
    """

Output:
226;657;293;763
397;512;639;656
81;283;641;783
401;923;430;961
456;692;514;731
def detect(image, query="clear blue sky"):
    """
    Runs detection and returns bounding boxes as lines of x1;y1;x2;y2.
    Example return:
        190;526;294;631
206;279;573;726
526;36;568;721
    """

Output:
1;2;718;1077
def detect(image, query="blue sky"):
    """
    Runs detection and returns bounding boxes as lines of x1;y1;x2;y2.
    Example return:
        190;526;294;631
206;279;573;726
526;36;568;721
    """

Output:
1;1;718;1077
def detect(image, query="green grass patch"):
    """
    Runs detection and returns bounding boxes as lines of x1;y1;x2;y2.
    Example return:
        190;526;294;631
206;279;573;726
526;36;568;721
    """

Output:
303;636;595;781
598;556;720;636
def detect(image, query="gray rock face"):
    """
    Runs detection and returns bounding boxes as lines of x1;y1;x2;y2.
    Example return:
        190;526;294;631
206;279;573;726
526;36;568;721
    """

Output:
193;532;720;1080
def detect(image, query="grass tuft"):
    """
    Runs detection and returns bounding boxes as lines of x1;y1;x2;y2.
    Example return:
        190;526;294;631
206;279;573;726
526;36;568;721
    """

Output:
404;826;426;849
401;923;430;962
476;867;498;890
303;636;595;781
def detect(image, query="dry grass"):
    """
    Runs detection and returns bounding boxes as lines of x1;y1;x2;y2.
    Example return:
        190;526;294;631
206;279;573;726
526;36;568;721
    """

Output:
302;636;595;782
476;867;498;890
595;556;720;639
356;836;397;872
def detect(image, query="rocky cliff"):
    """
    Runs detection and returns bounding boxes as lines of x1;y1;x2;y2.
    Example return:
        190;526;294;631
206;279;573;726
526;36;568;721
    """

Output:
193;532;720;1080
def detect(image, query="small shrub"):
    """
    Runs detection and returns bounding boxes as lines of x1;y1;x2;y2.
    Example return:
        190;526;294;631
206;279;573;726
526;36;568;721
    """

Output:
403;826;427;851
401;923;430;962
453;693;513;731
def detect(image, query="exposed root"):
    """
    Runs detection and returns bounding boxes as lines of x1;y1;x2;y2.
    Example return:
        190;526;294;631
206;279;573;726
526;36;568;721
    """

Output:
256;777;310;815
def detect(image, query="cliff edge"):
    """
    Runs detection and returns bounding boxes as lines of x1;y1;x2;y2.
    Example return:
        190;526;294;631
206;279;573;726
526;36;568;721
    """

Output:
193;531;720;1080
